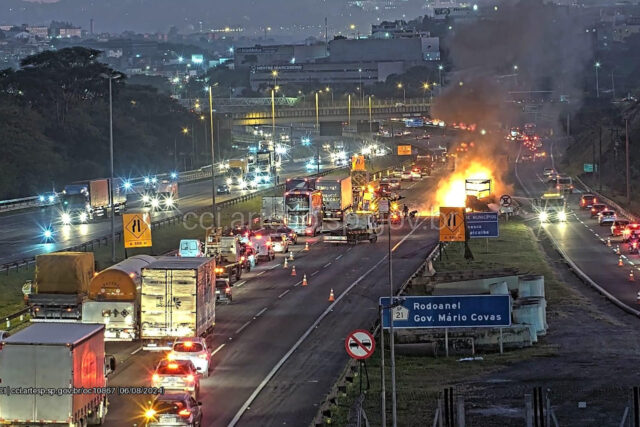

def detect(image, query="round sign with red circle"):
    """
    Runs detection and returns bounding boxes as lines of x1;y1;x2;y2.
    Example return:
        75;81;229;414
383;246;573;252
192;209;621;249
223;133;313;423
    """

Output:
344;329;376;360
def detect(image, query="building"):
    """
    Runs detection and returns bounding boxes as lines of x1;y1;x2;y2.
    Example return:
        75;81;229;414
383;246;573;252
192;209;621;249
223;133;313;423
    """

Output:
26;26;49;39
58;27;83;38
244;33;440;90
235;43;327;69
249;61;403;90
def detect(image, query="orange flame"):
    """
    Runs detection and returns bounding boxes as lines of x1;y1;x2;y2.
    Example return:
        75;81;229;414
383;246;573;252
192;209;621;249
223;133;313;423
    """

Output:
434;162;493;208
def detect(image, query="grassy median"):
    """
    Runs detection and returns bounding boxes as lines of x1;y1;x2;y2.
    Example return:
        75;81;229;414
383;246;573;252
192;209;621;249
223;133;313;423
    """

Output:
327;219;572;426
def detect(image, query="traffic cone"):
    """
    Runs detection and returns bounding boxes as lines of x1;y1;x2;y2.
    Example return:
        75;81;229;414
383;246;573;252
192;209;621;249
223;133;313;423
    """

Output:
328;288;335;302
636;291;640;304
291;265;297;276
607;237;611;247
304;241;310;251
283;258;288;269
289;251;294;261
630;270;635;282
619;256;624;267
302;274;308;286
616;245;621;255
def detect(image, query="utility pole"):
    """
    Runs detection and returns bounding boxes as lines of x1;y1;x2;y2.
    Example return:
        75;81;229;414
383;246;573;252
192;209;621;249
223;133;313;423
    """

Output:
388;215;397;427
108;76;115;263
599;126;602;191
626;119;630;206
209;86;217;228
611;71;616;100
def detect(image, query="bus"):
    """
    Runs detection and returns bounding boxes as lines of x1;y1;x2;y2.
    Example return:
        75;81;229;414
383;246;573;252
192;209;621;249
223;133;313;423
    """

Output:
284;189;323;236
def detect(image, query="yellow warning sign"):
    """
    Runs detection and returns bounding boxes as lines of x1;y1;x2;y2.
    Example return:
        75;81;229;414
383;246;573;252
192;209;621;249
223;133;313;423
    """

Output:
439;207;465;242
123;213;152;248
352;155;366;171
397;145;412;156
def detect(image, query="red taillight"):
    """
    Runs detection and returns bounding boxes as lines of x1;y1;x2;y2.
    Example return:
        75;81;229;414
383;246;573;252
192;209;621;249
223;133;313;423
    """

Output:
185;374;194;382
178;409;191;418
256;235;262;239
225;287;231;294
183;341;193;348
240;256;245;262
168;363;178;370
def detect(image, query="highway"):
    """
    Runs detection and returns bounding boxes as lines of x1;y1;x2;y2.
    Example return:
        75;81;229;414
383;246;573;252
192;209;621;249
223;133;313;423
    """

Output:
515;140;640;310
0;159;322;266
101;169;440;426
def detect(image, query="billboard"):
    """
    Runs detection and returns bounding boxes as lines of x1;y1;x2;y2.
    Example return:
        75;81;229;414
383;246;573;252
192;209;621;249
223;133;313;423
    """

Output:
397;145;412;156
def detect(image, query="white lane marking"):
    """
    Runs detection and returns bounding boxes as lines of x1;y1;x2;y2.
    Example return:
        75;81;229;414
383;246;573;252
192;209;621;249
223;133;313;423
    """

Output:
269;264;279;270
323;262;332;268
235;320;252;335
392;218;427;252
234;280;247;288
256;271;266;276
278;289;290;299
228;217;425;427
131;347;142;355
255;307;267;317
335;255;343;260
311;270;319;276
211;344;226;356
293;280;303;287
347;247;353;252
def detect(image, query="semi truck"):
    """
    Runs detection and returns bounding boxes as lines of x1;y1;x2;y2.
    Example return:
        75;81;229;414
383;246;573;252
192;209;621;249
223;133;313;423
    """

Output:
143;179;178;210
229;158;249;176
256;148;275;175
82;255;156;341
204;230;246;280
27;252;95;321
141;257;216;350
316;176;353;221
0;323;113;426
60;179;126;224
261;196;285;226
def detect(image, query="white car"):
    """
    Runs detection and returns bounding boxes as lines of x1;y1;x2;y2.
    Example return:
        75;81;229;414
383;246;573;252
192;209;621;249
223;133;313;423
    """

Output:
410;170;421;179
168;337;211;378
270;233;289;253
543;168;556;178
400;171;412;181
392;169;403;178
598;210;617;226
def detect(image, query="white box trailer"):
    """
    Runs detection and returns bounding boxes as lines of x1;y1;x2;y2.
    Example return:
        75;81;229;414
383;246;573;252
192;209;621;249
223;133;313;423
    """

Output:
0;323;110;426
141;257;216;350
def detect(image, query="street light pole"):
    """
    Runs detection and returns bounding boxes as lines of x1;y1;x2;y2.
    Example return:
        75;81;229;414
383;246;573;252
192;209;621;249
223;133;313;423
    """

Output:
368;95;373;134
107;76;116;263
271;88;276;143
595;62;601;98
315;91;319;129
438;65;443;95
348;94;351;126
209;86;217;228
388;211;397;427
626;118;630;206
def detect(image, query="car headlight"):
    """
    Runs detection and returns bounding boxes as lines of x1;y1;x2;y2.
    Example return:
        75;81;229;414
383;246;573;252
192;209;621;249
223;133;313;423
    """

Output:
165;197;174;207
79;212;88;223
539;211;548;222
558;211;567;221
142;195;150;203
240;181;247;188
151;198;160;208
61;213;72;224
48;195;55;202
226;178;232;185
39;195;45;202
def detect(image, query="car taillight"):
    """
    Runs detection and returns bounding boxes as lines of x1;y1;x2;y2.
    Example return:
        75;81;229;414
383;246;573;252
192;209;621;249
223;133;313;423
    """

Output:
241;256;245;262
225;286;231;294
178;409;191;418
185;374;194;382
152;374;160;382
198;353;208;359
266;241;272;247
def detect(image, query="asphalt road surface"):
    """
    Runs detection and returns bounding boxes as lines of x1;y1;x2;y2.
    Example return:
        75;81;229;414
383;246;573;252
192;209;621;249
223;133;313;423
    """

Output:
515;139;640;310
101;171;440;426
0;159;323;266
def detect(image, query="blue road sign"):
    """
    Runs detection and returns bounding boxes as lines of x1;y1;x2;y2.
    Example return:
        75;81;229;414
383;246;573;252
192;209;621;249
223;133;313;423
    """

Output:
380;295;511;329
466;212;499;238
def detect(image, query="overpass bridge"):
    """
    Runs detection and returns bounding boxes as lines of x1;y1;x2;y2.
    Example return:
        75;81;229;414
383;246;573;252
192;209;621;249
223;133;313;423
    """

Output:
184;97;431;126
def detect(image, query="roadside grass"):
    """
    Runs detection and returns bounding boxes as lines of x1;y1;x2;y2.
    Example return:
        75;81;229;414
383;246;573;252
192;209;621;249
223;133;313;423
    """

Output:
328;219;571;426
0;191;272;319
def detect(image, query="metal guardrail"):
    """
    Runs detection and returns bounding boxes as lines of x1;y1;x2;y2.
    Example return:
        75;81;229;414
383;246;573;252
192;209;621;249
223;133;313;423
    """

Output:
0;167;347;276
2;307;30;331
0;163;227;215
